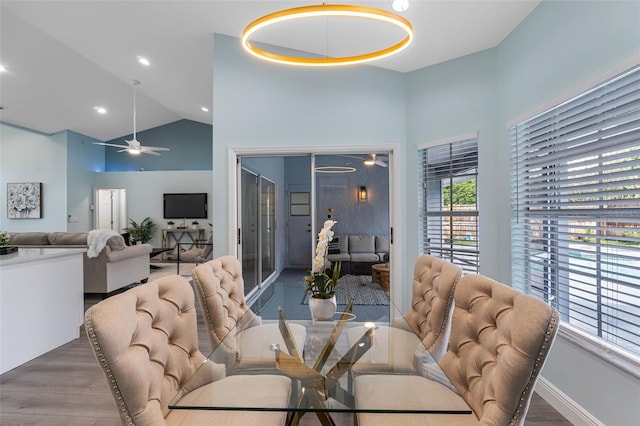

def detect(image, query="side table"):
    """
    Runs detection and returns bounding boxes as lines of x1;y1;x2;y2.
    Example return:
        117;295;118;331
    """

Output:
371;263;390;291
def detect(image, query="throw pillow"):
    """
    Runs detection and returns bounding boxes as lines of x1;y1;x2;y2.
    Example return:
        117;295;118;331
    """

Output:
328;238;341;255
106;235;126;251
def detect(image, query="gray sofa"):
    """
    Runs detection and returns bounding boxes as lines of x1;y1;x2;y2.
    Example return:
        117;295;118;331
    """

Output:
327;234;390;275
9;232;152;294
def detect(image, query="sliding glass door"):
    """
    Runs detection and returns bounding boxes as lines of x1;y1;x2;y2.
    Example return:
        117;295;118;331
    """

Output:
240;167;276;298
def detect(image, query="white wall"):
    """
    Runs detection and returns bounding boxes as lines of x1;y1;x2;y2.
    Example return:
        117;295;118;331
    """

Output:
93;171;213;248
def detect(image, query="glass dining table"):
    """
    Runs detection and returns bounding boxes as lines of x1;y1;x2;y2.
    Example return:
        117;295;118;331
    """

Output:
169;300;472;425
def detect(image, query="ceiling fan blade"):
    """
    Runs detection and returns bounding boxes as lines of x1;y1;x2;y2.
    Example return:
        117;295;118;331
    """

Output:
93;142;129;149
375;160;388;167
143;150;162;156
117;148;129;153
140;145;170;152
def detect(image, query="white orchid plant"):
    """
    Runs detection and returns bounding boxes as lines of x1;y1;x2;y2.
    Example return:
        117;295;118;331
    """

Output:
305;220;342;299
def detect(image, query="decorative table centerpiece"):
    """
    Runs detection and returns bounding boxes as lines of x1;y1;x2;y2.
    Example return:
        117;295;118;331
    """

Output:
305;220;341;320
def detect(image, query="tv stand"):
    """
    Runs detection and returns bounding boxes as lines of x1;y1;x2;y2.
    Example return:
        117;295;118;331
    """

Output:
161;228;204;261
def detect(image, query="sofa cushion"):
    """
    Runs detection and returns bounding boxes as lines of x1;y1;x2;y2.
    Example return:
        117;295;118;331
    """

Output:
48;232;88;245
9;232;50;245
375;235;390;253
106;235;126;251
334;234;349;254
350;253;380;262
201;235;213;259
349;235;375;253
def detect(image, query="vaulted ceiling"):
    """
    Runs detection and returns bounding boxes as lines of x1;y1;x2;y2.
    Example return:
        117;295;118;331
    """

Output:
0;1;540;141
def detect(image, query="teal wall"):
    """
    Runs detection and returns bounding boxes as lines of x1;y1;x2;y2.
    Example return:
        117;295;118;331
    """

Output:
66;130;105;231
1;2;638;423
403;1;640;424
211;33;407;262
496;2;640;424
1;123;69;231
104;119;212;171
406;49;501;280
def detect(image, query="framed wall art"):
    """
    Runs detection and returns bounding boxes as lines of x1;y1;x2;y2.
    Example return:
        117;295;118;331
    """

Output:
7;182;42;219
290;192;310;216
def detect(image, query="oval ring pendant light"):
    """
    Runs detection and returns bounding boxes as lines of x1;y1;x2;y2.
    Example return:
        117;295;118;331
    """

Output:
241;4;413;67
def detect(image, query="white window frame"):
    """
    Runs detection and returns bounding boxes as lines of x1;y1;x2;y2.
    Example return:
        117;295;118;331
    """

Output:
418;133;479;274
510;65;640;377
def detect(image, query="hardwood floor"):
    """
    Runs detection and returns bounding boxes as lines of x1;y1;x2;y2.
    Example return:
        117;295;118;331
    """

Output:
0;276;572;425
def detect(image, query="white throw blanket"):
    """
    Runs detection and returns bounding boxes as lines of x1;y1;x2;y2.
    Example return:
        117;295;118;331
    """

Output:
87;229;122;258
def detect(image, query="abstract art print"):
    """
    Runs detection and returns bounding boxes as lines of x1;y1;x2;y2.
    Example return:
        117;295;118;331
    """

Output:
7;182;42;219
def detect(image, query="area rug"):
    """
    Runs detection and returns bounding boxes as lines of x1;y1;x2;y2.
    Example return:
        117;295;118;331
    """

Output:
149;263;197;280
302;274;389;305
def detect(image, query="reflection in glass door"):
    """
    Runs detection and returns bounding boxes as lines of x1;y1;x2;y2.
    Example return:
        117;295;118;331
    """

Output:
240;168;277;298
241;169;259;295
261;177;276;280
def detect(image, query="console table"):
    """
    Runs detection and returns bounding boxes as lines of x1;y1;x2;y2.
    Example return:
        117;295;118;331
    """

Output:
161;228;204;261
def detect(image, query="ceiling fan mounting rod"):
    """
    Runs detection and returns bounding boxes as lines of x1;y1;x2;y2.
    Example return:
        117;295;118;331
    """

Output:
131;79;140;139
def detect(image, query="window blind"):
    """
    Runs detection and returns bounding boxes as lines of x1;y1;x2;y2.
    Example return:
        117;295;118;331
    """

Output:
511;65;640;359
418;138;479;274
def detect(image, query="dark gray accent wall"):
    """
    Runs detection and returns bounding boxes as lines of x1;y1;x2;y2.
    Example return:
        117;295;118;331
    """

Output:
104;119;212;171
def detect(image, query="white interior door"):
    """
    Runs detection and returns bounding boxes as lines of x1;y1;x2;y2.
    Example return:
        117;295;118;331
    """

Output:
95;188;127;231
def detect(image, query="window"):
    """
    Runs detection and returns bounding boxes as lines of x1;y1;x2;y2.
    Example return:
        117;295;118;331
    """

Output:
418;136;479;273
511;65;640;364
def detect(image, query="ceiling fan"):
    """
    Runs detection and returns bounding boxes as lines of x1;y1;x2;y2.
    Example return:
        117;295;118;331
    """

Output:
364;153;388;167
93;80;169;156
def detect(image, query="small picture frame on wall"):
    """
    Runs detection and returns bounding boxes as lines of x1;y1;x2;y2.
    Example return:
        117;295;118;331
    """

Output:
290;192;310;216
7;182;42;219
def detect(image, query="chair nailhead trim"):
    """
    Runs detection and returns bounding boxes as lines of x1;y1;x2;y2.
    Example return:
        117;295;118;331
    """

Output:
508;308;558;426
86;323;134;426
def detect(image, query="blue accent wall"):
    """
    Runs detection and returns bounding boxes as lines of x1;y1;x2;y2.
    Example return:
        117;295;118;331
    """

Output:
104;119;212;171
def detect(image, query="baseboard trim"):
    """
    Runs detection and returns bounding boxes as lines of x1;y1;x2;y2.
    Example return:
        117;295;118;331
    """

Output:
536;377;604;426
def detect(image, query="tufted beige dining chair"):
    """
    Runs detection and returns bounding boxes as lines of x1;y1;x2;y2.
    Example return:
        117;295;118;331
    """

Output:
355;273;559;426
192;255;306;370
84;274;291;426
346;254;462;381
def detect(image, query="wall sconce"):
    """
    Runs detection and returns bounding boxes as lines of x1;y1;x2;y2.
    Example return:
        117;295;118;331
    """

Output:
358;186;368;201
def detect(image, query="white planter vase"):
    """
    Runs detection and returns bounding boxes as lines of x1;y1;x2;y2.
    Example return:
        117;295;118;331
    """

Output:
308;295;337;321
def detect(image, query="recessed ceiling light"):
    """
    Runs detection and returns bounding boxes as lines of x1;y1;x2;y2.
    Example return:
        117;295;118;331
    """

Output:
137;56;150;66
392;0;409;12
93;106;107;114
0;64;6;73
201;106;209;112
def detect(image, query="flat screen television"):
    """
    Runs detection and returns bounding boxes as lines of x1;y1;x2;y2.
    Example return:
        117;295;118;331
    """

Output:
163;193;208;219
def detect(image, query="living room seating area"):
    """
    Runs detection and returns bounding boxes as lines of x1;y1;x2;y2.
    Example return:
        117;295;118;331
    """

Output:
327;234;389;275
9;231;152;294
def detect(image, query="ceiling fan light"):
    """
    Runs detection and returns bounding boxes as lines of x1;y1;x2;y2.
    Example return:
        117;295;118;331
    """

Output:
93;106;107;114
128;148;141;155
364;160;375;166
137;56;150;66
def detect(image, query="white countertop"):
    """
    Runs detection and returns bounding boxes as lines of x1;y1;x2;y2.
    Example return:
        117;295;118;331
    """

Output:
0;247;86;267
